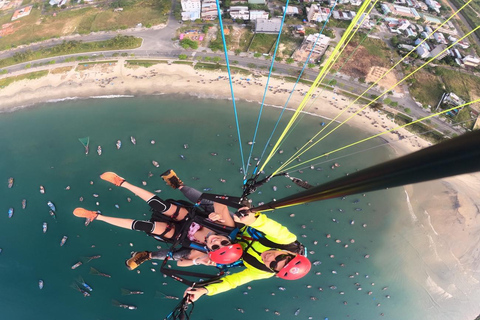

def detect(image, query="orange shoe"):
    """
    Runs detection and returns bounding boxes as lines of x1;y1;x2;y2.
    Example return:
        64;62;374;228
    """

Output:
73;208;99;221
100;172;125;186
160;169;183;189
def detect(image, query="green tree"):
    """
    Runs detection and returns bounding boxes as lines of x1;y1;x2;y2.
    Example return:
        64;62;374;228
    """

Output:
286;57;294;64
404;107;411;114
254;52;261;58
178;54;188;60
275;56;283;62
180;38;198;50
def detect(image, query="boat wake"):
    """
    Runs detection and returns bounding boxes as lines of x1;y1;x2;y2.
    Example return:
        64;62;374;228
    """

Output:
404;190;418;222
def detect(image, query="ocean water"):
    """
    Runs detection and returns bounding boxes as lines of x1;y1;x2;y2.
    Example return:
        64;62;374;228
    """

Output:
0;95;431;320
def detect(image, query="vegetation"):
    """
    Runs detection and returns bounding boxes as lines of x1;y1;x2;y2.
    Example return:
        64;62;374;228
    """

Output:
126;60;165;68
249;33;277;54
0;0;169;50
180;39;199;50
0;70;49;89
0;36;142;69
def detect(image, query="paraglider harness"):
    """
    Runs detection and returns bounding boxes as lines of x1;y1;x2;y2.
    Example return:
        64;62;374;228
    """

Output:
238;226;307;273
164;294;194;320
150;199;241;287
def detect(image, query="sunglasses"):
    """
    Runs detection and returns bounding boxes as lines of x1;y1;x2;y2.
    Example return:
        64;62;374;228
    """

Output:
269;254;295;272
210;240;231;251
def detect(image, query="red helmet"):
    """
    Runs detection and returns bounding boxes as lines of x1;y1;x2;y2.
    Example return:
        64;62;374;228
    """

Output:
208;244;243;264
276;255;311;280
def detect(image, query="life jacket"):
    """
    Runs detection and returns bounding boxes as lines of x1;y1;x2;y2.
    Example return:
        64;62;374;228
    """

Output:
149;199;238;254
238;226;306;273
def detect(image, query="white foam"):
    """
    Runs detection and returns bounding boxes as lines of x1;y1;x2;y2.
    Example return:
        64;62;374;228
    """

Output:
404;190;418;222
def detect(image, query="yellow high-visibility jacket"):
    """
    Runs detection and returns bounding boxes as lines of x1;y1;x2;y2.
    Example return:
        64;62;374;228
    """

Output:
205;214;297;295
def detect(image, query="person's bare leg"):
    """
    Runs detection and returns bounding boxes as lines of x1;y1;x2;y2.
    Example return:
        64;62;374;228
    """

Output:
95;215;174;237
120;181;155;201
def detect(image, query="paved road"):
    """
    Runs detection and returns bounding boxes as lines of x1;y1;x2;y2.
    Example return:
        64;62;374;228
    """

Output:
0;4;465;136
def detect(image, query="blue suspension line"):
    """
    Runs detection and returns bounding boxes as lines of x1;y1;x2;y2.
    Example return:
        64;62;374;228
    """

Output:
249;1;339;178
244;0;290;181
215;0;247;176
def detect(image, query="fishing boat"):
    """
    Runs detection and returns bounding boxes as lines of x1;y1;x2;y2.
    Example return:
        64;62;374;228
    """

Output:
152;160;159;167
273;186;278;191
295;308;301;316
40;185;45;194
47;201;56;212
116;140;122;149
60;236;68;246
210;152;218;156
22;199;26;209
180;155;185;160
7;177;13;188
130;136;136;145
49;210;56;220
183;144;189;149
42;222;47;233
150;140;155;145
8;208;13;218
71;261;82;270
112;300;137;310
39;280;44;290
77;276;93;292
78;137;89;155
97;146;102;156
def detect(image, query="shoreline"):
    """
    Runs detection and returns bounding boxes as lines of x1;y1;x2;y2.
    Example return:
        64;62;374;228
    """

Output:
1;58;480;318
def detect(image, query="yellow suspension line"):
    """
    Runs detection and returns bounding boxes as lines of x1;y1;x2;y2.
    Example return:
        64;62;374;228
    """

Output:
266;2;379;159
273;18;478;175
284;98;480;172
259;0;373;172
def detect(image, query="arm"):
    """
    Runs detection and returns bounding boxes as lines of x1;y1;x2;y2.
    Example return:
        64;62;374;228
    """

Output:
234;210;297;244
184;266;274;301
208;202;235;227
176;251;216;267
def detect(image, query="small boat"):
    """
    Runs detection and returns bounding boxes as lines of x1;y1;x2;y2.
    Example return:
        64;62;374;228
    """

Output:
150;140;155;145
8;177;13;188
113;300;137;310
248;141;253;145
40;185;45;194
77;276;93;292
152;161;159;167
320;122;325;126
39;280;44;290
121;288;144;295
79;137;90;155
273;186;277;191
71;261;83;269
180;155;185;160
219;179;226;183
183;144;189;149
116;140;122;149
49;210;56;220
295;308;301;316
8;208;13;218
22;199;26;209
71;282;90;297
210;152;218;156
130;136;136;145
278;286;286;291
279;149;284;154
42;222;47;233
97;146;102;156
60;236;68;246
203;188;212;191
47;201;56;212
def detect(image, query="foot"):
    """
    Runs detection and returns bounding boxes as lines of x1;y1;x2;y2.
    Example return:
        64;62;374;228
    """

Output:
100;172;125;186
125;251;151;270
160;169;183;189
73;208;99;223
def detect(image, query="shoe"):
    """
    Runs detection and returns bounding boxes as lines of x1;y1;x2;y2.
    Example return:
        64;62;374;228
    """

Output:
125;251;151;270
161;169;183;189
100;172;125;186
73;208;99;221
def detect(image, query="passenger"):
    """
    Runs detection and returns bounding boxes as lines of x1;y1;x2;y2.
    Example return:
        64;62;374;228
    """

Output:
72;172;243;266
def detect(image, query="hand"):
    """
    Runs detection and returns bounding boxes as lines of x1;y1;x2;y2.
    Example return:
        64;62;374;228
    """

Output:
208;212;225;222
196;256;217;266
184;287;208;302
233;207;257;225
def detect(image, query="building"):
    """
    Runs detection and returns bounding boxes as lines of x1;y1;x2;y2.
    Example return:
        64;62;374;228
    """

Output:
181;0;201;21
392;4;420;19
307;4;330;22
201;0;219;20
433;32;447;44
248;0;264;4
292;33;331;63
398;44;415;51
250;10;268;20
181;0;200;11
430;45;448;60
49;0;67;6
350;0;363;5
421;13;442;25
11;5;32;20
332;11;356;20
416;43;430;58
425;0;441;13
229;6;249;20
443;92;466;106
381;3;391;15
463;55;480;67
283;6;299;15
255;18;282;34
405;28;416;37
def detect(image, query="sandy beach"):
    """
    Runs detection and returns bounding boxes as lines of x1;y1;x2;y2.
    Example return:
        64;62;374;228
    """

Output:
1;58;480;318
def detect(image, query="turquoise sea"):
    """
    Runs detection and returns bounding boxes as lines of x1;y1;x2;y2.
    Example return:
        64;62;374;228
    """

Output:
0;95;443;319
